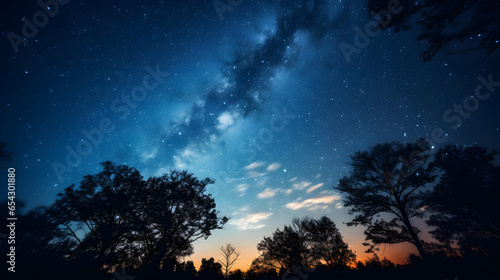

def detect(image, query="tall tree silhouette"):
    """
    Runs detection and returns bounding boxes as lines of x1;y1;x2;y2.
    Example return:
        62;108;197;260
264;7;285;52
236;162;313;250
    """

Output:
52;161;143;268
422;145;500;254
50;161;228;272
218;243;241;277
335;140;436;259
367;0;500;61
138;171;229;270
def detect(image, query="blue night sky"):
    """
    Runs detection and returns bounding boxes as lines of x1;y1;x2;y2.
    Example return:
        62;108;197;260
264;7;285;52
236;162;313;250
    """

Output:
1;0;499;269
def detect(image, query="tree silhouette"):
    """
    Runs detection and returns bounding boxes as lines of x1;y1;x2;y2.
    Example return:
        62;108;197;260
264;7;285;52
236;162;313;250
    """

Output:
257;220;310;271
218;243;241;277
335;140;436;259
246;258;277;280
51;161;143;269
0;202;79;278
305;216;356;268
229;269;245;280
422;145;500;254
138;170;229;270
177;260;197;279
199;257;223;279
257;216;355;271
367;0;500;61
50;161;228;272
363;253;395;268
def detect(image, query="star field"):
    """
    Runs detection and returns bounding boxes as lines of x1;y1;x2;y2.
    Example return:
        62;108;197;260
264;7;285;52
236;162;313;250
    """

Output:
1;0;499;270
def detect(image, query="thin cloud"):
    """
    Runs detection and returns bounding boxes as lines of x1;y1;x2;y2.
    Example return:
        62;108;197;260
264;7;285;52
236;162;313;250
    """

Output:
230;212;273;230
285;195;341;210
267;162;282;172
247;171;267;178
236;183;248;197
257;188;280;199
244;162;266;170
306;183;324;193
293;181;312;190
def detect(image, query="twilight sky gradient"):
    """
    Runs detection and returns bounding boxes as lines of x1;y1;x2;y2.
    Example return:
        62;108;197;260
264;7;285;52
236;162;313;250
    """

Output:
1;0;499;271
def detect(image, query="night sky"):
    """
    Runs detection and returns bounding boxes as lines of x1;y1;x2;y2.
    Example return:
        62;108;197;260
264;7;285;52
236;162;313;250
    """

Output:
1;0;499;270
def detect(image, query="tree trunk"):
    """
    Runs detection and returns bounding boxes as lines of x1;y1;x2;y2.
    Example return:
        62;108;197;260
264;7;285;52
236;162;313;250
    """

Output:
399;204;426;259
147;240;167;270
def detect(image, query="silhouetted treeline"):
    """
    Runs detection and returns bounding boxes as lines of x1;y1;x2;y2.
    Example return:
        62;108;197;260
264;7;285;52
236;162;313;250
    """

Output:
1;141;499;279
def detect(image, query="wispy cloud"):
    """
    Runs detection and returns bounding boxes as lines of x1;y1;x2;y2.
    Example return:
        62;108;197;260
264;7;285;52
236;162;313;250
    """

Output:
244;162;266;170
306;183;324;193
230;212;273;230
232;205;251;215
257;188;280;199
140;147;158;162
172;144;211;170
247;171;267;178
236;183;248;197
285;195;341;210
293;181;312;190
267;162;282;172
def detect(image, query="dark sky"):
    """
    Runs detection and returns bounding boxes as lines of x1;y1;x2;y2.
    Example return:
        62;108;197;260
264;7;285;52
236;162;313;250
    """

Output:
1;0;499;269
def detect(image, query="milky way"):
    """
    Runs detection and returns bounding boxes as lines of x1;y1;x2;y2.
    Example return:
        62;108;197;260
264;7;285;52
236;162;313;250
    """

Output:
1;0;499;268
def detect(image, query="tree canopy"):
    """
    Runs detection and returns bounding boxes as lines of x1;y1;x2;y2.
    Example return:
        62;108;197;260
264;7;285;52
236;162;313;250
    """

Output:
335;139;436;258
367;0;500;61
422;145;500;254
50;161;228;272
256;216;355;271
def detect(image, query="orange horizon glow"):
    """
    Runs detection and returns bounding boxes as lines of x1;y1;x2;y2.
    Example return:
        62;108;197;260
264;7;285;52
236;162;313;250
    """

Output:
186;240;415;272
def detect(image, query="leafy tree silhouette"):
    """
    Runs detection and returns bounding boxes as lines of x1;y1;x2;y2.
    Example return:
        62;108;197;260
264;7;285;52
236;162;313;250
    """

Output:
49;161;228;273
257;220;309;271
228;269;245;280
199;257;223;280
256;216;355;271
176;260;197;280
363;253;395;268
305;216;356;268
335;139;436;259
0;202;82;279
138;170;229;271
367;0;500;61
246;258;277;280
51;161;143;269
422;145;500;255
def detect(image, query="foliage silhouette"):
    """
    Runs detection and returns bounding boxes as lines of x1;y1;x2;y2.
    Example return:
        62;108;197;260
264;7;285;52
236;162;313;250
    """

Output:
199;257;223;280
3;141;500;279
335;139;436;258
367;0;500;61
422;145;500;255
256;216;355;272
50;161;228;273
